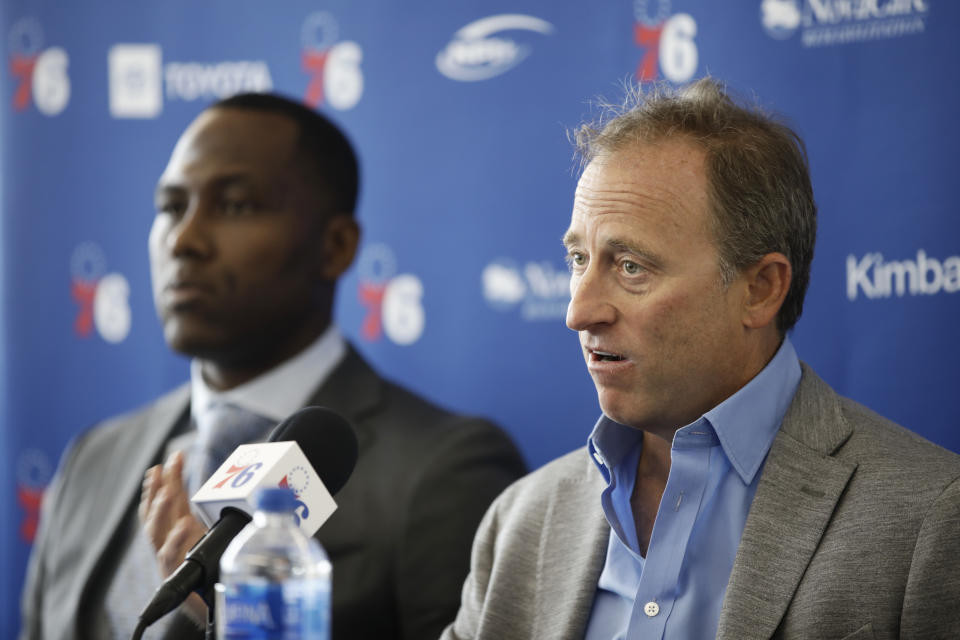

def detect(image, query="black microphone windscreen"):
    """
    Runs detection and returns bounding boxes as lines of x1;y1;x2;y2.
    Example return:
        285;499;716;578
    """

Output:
268;406;358;496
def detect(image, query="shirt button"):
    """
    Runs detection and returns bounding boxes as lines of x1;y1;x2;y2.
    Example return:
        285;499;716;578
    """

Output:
644;601;660;617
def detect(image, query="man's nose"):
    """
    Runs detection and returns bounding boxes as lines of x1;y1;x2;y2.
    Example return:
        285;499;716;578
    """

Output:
166;206;214;259
566;266;616;331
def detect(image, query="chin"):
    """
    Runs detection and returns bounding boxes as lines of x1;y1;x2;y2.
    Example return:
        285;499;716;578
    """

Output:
597;397;640;428
163;324;231;359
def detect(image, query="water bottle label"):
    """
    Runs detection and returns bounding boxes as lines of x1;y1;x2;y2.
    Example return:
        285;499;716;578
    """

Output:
220;580;329;639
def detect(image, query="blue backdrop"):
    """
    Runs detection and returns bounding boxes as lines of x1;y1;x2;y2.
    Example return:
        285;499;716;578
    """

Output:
2;1;958;636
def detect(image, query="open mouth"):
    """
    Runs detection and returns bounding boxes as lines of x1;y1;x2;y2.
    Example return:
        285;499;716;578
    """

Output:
592;350;625;362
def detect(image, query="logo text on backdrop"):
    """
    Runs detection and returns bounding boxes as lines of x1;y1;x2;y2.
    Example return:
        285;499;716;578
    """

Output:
761;0;929;47
437;14;554;82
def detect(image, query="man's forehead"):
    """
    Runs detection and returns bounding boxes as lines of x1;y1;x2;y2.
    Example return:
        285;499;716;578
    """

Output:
159;109;299;184
582;138;705;180
177;109;298;162
568;139;711;241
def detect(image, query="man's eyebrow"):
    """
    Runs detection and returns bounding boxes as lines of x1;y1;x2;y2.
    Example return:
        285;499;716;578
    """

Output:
154;173;258;198
154;183;185;201
563;232;665;269
606;238;664;267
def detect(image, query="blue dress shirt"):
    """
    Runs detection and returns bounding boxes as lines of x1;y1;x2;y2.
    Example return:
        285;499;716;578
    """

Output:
584;338;801;640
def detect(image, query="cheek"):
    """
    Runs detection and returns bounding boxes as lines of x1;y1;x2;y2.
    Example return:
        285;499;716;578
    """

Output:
223;232;314;291
147;222;168;284
147;219;166;257
639;290;715;356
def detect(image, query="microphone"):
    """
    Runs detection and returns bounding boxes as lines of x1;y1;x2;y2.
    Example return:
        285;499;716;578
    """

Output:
136;406;357;631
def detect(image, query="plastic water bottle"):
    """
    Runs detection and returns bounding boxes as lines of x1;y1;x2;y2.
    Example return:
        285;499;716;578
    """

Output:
215;487;332;639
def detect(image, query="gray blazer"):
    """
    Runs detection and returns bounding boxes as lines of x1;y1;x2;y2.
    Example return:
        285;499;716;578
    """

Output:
21;345;527;640
443;365;960;640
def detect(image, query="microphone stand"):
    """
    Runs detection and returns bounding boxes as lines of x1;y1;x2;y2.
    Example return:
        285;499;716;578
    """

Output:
205;585;217;640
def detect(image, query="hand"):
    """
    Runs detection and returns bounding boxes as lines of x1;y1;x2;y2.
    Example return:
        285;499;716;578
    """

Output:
139;450;209;626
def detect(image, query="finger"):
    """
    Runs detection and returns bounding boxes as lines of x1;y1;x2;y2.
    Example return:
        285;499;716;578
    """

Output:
156;514;206;578
161;451;185;499
143;471;194;551
159;451;190;519
138;465;162;524
168;449;186;487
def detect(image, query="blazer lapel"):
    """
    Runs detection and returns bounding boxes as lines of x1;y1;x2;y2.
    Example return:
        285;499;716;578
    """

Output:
533;455;609;639
78;385;190;616
717;366;856;640
304;344;383;453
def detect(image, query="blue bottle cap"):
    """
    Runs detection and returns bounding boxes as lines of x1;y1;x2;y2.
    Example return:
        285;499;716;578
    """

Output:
256;487;298;512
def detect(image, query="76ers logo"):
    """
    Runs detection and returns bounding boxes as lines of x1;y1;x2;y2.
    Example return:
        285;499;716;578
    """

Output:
8;17;70;115
301;12;363;111
70;242;132;344
279;466;311;526
356;244;425;346
633;0;698;84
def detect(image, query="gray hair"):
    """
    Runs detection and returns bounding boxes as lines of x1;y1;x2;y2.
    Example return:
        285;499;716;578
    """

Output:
573;78;817;334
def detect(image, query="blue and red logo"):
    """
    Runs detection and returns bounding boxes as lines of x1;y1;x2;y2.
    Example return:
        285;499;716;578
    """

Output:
355;243;425;346
300;12;363;111
8;17;70;116
70;242;131;344
278;466;311;525
17;449;52;543
633;1;699;84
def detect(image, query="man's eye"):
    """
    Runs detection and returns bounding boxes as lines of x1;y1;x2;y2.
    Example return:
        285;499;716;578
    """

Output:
220;199;257;216
622;260;642;275
566;252;586;270
156;201;186;216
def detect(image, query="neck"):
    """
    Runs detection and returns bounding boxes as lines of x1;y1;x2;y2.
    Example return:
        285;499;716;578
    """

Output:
631;430;673;556
638;429;673;484
198;320;329;391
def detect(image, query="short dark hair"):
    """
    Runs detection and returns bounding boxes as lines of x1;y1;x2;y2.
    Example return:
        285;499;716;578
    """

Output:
574;78;817;334
212;92;359;216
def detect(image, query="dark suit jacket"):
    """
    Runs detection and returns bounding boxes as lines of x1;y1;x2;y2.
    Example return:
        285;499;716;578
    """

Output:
21;345;526;640
442;365;960;640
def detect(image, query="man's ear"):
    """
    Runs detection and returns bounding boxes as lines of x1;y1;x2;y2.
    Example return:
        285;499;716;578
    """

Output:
319;214;360;281
741;252;791;330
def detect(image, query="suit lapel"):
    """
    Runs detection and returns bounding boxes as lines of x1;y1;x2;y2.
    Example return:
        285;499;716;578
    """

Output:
533;455;609;638
304;345;383;453
717;366;856;640
78;385;190;619
299;345;382;549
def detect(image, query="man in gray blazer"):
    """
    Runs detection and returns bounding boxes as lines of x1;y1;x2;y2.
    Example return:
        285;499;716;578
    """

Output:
20;93;526;640
443;79;960;640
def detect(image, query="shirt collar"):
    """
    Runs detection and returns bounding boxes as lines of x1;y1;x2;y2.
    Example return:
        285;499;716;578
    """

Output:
701;337;801;483
191;325;347;425
588;337;801;484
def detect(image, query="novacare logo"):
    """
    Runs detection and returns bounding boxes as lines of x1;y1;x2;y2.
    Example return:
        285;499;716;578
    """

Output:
846;250;960;300
482;258;569;320
761;0;929;47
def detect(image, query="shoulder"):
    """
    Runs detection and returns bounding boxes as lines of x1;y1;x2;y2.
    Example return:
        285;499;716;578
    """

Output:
67;385;190;463
786;364;960;506
836;394;960;496
484;447;597;528
326;345;511;442
47;385;190;512
352;357;521;462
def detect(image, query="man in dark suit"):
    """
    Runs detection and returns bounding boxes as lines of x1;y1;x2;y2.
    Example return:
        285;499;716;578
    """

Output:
442;78;960;639
20;93;526;640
